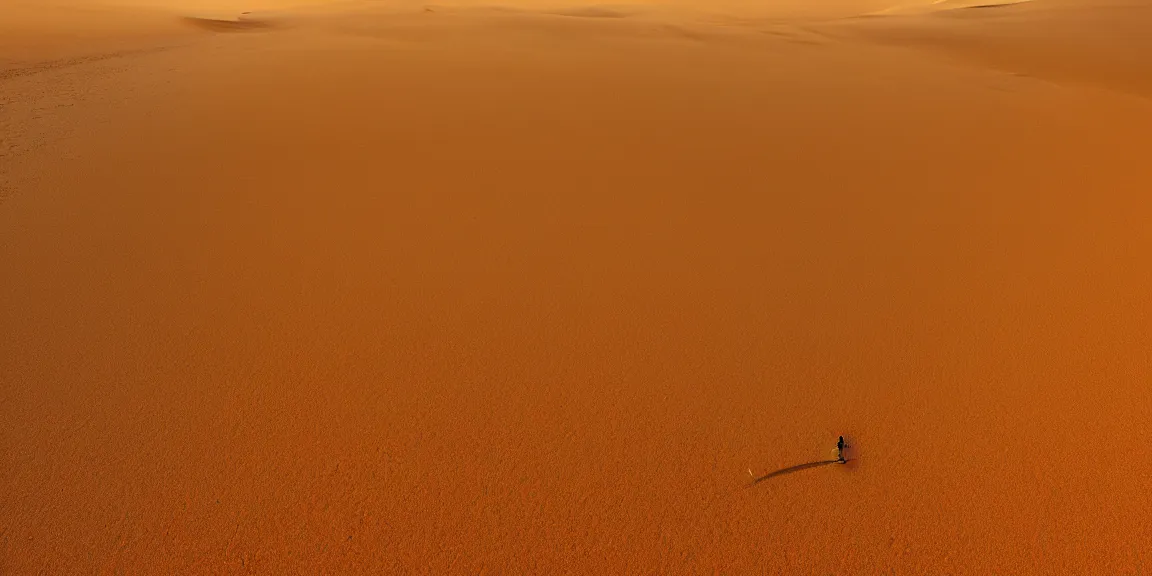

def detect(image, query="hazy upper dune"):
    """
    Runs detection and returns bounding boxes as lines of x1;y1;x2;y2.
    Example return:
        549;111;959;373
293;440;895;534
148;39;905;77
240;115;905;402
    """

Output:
2;0;1150;574
830;0;1152;98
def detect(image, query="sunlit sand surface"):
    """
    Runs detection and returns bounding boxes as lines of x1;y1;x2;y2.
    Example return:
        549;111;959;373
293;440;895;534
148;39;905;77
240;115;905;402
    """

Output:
3;0;1150;573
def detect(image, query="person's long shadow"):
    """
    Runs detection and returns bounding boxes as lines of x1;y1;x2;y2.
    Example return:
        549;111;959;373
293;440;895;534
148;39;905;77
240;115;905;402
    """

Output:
749;459;849;486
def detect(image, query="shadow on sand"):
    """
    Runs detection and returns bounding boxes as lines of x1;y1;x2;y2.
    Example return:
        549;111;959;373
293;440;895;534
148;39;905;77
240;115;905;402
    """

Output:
180;16;276;33
749;459;848;486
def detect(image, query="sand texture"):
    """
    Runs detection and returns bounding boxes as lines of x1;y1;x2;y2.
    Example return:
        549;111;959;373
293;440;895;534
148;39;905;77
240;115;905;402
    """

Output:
3;0;1151;573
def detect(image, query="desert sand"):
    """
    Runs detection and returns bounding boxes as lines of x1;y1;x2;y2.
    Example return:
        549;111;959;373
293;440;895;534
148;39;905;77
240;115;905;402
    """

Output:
2;0;1150;573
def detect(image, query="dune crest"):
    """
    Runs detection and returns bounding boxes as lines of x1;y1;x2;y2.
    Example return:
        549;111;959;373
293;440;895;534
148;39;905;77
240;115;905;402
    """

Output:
180;15;278;32
871;0;1032;15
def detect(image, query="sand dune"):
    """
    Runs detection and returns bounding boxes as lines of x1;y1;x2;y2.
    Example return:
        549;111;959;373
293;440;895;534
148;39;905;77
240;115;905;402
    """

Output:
180;15;278;32
3;0;1151;573
833;0;1152;98
871;0;1032;16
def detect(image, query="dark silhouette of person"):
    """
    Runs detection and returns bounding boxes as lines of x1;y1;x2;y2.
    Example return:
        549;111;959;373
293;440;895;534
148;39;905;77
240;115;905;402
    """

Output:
837;436;847;463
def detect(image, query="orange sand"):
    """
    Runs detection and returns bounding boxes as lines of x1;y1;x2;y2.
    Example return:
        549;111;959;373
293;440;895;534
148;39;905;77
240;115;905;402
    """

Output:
2;0;1151;573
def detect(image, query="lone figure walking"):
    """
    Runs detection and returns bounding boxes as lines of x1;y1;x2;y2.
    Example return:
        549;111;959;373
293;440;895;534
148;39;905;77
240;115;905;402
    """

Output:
837;436;847;463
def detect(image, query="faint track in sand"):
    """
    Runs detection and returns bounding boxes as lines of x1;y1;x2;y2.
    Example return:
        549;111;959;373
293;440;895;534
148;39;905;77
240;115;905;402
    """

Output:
0;46;174;82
